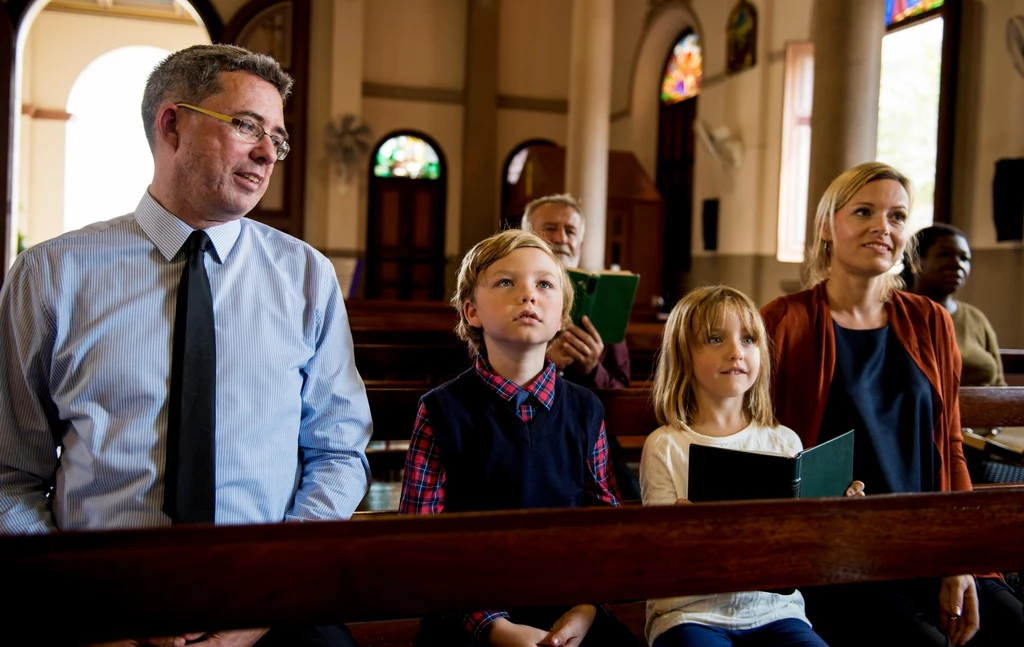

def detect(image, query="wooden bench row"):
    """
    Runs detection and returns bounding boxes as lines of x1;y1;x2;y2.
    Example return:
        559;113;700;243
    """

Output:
358;386;1024;509
3;487;1022;644
353;340;1024;388
364;386;1024;442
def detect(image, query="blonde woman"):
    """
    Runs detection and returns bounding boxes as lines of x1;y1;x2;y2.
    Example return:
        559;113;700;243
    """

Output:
762;162;1022;646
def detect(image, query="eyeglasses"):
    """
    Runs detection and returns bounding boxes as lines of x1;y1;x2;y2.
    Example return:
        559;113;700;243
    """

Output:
176;103;290;161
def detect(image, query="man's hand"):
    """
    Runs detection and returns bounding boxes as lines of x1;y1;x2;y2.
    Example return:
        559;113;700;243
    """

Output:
85;628;269;647
542;604;597;647
547;336;575;372
85;633;207;647
559;317;604;376
486;618;548;647
939;575;980;646
187;629;269;647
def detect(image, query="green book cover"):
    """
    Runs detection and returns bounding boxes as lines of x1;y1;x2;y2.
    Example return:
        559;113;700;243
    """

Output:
687;430;855;502
565;269;640;344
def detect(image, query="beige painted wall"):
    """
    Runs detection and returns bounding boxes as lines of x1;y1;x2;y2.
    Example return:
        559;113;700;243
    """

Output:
363;0;467;90
361;97;465;260
33;0;1018;346
498;0;571;99
17;10;208;247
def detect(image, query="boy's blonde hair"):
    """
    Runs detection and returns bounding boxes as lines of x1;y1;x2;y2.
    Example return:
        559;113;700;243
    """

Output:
652;285;776;430
803;161;915;298
452;230;574;357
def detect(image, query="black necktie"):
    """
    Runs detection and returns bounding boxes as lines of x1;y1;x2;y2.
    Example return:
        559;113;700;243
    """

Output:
164;230;216;524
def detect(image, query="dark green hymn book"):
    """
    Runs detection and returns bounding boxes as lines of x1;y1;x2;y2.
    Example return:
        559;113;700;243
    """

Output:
565;269;640;344
687;430;855;502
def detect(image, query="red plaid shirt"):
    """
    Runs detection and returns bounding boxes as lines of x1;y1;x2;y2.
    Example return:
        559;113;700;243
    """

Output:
399;355;619;638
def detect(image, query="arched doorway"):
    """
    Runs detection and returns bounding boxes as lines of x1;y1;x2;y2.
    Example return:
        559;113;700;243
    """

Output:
64;45;174;233
656;30;701;303
365;131;447;300
2;0;218;269
500;138;556;231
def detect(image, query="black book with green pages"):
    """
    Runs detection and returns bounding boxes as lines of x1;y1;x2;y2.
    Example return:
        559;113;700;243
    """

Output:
565;269;640;344
687;430;855;502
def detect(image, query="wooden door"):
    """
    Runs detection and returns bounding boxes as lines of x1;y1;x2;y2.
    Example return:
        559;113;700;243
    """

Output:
656;96;697;303
366;178;446;300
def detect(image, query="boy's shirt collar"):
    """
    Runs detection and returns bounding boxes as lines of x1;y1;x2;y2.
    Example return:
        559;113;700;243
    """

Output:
473;355;556;411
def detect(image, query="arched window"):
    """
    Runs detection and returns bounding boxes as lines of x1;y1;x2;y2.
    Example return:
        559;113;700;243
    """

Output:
660;31;702;105
500;138;556;230
64;45;172;233
373;134;442;180
886;0;944;27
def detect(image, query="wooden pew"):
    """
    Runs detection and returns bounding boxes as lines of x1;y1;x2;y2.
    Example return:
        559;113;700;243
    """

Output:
363;387;1024;505
355;343;471;386
366;386;1024;442
3;488;1023;644
1002;349;1024;386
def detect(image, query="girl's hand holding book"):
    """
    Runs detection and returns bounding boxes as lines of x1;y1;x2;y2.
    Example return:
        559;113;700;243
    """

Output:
845;480;866;497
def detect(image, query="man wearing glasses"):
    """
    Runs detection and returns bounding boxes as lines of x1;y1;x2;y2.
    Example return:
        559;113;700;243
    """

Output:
0;45;370;646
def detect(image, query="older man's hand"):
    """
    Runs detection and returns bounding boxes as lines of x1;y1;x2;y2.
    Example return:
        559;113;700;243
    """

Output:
558;316;604;377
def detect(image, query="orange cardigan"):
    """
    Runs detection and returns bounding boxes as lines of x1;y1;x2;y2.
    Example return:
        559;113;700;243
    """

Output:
761;282;971;493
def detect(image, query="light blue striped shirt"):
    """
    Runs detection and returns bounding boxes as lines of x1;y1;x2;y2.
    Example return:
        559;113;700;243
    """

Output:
0;193;372;534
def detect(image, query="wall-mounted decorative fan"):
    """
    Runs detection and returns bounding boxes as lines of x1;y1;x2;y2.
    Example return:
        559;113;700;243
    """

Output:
1007;16;1024;79
693;119;744;171
325;114;372;190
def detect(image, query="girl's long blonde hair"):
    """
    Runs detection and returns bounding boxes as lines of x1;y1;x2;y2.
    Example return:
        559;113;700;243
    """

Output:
803;161;914;298
652;285;776;430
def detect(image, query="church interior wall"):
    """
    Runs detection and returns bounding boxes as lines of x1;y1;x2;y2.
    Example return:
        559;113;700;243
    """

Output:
947;0;1024;346
14;0;1023;346
17;9;208;248
363;0;467;91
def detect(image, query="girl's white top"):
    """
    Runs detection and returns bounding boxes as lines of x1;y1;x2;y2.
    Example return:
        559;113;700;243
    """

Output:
639;421;812;645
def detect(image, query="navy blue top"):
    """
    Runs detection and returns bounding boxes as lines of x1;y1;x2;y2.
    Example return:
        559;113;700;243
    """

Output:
820;324;936;494
421;369;604;513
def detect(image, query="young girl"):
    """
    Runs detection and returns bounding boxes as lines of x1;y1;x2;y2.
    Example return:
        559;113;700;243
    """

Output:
640;285;863;647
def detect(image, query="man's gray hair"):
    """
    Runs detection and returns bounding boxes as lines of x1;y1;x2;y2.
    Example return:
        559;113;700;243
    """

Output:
142;44;294;152
520;193;586;235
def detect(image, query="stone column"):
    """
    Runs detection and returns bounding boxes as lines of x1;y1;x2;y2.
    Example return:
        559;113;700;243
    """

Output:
566;0;614;271
459;0;500;255
805;0;885;244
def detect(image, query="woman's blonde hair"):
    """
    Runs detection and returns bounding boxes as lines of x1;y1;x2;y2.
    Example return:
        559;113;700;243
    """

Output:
652;285;776;430
452;229;574;357
803;161;915;297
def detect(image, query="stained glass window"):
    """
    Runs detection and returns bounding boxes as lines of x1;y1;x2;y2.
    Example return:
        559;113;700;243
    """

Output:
373;135;441;180
886;0;944;27
660;32;702;105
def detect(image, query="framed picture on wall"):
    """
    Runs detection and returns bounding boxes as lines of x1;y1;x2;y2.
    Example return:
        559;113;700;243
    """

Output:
726;0;758;75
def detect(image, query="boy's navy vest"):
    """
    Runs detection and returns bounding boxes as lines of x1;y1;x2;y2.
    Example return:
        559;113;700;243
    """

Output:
420;368;605;512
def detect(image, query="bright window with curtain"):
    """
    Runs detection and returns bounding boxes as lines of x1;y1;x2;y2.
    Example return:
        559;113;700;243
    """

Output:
776;42;815;263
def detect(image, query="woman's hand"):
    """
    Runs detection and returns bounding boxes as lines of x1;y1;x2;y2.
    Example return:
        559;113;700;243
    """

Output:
675;497;692;505
939;574;980;646
845;480;865;497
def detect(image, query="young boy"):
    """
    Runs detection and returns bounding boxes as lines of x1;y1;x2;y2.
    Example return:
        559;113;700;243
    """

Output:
399;230;642;647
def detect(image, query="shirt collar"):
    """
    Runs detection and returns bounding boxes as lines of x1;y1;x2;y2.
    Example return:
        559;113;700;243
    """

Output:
134;191;242;264
473;355;557;410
